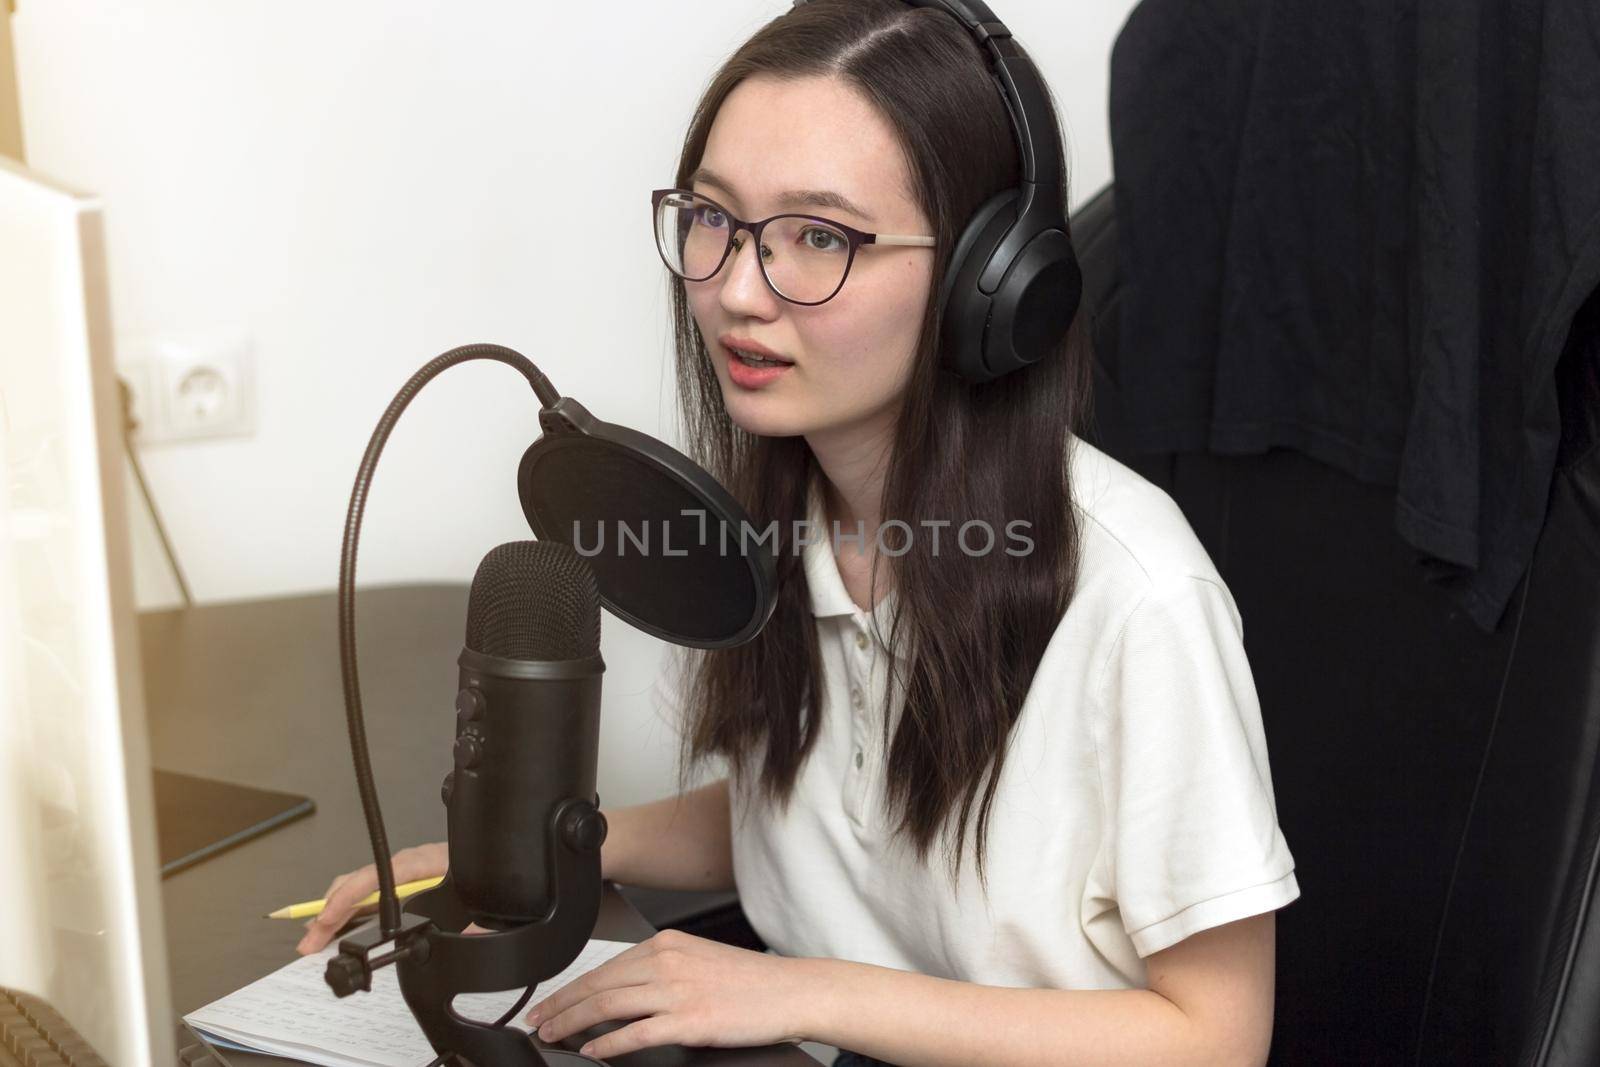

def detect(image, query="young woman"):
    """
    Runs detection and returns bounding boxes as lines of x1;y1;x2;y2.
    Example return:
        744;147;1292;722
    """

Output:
300;3;1300;1064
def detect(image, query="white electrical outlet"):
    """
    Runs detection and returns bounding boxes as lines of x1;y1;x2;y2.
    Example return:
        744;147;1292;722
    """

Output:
117;336;256;445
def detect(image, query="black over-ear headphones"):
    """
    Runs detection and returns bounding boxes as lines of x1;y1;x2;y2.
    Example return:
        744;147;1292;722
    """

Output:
791;0;1082;384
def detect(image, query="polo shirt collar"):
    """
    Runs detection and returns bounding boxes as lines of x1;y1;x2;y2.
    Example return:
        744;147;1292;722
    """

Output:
801;480;899;632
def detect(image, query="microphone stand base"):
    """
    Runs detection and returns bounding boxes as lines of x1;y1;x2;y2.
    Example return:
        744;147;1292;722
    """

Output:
396;869;604;1067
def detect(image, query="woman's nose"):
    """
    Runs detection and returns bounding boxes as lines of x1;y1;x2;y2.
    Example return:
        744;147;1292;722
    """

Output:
718;230;779;318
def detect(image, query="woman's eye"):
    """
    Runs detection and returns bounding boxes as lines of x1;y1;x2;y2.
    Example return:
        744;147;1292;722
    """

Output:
696;207;728;228
799;226;846;253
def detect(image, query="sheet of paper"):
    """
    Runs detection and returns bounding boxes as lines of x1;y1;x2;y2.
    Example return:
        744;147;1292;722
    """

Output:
184;927;637;1067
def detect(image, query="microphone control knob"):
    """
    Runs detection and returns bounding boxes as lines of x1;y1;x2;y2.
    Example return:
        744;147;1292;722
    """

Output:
561;805;608;854
453;736;483;770
455;687;486;723
441;771;455;806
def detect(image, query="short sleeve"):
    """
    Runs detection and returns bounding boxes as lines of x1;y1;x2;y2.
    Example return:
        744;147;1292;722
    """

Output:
1095;575;1300;958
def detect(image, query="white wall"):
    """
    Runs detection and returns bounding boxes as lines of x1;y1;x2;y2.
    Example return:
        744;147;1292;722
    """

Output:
13;0;1139;806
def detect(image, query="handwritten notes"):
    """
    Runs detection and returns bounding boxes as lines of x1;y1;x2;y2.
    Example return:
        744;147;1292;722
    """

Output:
184;929;636;1067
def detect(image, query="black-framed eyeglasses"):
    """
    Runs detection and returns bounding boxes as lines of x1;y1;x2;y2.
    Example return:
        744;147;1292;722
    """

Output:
651;188;935;306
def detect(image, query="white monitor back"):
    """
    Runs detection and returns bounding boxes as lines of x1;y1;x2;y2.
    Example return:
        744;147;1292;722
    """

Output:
0;156;174;1066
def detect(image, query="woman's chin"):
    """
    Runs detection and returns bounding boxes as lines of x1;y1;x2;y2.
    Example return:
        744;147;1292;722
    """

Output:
721;394;809;438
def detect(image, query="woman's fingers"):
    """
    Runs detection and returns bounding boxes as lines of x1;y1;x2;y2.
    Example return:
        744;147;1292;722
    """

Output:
296;866;379;954
397;842;449;883
293;845;448;956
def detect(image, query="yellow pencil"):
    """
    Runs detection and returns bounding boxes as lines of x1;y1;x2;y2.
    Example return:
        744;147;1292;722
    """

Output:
263;875;444;919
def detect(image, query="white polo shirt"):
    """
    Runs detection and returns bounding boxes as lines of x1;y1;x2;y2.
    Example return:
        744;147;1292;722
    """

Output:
654;435;1299;990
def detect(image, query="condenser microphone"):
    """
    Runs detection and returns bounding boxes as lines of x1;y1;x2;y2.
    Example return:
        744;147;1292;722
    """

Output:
444;539;607;927
327;346;778;1065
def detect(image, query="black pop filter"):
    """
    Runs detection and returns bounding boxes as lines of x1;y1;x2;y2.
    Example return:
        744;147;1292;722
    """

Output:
518;395;777;649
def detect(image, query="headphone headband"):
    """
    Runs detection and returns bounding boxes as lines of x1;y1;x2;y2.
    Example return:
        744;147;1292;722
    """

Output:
784;0;1082;382
791;0;1060;191
897;0;1060;190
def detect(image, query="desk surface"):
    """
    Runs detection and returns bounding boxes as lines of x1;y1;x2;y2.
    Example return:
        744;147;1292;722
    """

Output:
142;584;809;1067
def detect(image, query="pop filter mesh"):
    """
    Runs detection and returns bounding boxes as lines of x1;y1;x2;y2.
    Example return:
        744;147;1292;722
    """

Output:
465;540;600;661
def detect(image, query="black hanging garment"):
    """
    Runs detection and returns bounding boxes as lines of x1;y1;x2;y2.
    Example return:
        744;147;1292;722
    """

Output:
1103;0;1600;631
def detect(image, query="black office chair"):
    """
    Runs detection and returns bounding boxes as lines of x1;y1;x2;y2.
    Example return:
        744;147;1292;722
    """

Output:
1074;183;1600;1066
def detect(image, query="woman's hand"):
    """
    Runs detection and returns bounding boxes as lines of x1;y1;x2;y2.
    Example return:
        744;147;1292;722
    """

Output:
525;928;812;1059
295;842;448;955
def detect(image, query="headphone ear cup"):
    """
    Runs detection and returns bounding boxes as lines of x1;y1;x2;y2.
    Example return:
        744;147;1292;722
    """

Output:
989;228;1082;371
940;189;1083;383
938;190;1020;382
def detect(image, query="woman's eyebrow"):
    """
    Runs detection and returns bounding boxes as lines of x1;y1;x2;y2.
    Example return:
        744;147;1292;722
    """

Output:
690;167;877;223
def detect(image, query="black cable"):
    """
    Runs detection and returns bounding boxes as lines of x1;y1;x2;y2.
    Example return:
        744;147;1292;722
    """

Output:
495;985;538;1028
338;343;558;937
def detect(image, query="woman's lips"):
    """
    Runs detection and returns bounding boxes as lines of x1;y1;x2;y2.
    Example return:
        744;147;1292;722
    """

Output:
723;342;795;389
719;334;791;362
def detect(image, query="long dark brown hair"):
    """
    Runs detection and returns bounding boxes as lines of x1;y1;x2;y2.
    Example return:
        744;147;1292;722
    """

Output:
669;0;1093;893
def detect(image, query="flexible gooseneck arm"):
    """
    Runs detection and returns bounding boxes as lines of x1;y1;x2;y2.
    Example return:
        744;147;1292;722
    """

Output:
336;343;557;937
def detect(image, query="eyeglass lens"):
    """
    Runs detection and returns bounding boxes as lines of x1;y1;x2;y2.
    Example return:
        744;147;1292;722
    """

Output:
656;191;854;304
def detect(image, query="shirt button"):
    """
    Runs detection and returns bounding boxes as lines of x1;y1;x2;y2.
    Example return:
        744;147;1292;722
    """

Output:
850;687;863;709
854;749;864;768
855;631;869;651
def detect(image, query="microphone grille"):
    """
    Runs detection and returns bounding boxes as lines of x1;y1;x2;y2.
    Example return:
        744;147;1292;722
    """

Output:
465;541;601;660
